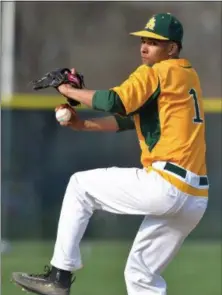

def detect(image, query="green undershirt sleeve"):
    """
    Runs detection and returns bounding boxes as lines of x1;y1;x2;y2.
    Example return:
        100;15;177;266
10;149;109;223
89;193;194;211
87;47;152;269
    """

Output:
114;114;135;132
92;90;126;115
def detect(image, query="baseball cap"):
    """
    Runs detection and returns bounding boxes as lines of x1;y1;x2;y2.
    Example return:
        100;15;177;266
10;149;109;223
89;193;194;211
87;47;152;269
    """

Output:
130;13;183;43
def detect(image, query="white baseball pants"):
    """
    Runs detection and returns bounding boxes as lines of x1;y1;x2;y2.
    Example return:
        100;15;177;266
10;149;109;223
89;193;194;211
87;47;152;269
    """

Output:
50;166;208;295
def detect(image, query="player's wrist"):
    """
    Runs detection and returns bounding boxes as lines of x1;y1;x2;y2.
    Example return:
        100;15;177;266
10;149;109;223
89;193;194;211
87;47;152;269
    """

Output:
65;87;79;100
69;119;85;131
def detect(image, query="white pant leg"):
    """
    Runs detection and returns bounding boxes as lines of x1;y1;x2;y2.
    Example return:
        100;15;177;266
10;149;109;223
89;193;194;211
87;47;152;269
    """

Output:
124;196;208;295
50;166;207;287
50;167;181;271
50;172;95;271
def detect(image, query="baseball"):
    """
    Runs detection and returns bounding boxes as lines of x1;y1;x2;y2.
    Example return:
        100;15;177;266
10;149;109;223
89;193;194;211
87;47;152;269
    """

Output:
56;108;72;122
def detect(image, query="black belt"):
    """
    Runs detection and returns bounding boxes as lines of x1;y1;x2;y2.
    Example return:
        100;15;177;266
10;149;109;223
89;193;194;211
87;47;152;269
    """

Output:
164;162;208;186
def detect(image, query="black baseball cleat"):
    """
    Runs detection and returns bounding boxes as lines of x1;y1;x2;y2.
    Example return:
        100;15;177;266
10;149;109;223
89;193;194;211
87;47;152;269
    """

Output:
11;265;75;295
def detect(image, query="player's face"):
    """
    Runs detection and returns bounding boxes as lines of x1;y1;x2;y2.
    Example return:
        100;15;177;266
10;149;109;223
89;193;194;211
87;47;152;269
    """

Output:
140;38;173;66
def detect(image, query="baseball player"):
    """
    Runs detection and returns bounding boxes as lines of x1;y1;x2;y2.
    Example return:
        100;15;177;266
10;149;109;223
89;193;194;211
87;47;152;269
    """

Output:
12;13;209;295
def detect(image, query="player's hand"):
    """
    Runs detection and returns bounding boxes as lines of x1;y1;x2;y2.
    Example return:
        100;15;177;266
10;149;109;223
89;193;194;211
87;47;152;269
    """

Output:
57;68;79;97
55;103;80;128
57;84;73;97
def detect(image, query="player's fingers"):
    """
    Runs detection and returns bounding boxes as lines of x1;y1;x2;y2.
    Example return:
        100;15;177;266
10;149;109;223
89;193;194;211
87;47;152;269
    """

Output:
69;107;76;115
55;103;69;112
59;121;71;127
71;68;77;75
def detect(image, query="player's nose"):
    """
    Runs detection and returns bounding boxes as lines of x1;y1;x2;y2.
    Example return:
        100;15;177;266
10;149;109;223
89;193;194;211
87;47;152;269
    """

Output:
140;43;149;54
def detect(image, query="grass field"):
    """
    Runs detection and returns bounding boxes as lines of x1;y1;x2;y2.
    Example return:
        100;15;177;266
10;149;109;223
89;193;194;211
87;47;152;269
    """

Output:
1;240;221;295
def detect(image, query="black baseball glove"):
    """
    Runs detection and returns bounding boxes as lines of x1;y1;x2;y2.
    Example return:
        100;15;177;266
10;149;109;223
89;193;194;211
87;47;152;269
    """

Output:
31;68;85;106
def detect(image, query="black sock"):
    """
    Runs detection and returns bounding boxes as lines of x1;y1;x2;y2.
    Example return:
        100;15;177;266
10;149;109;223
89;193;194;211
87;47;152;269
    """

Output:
51;266;72;284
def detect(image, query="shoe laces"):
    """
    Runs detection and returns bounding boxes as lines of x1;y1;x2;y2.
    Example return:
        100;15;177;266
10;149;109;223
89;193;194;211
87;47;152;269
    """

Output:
29;265;76;285
29;265;52;279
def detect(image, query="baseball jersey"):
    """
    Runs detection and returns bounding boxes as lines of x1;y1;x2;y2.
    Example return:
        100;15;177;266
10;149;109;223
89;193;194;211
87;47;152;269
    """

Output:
111;59;207;176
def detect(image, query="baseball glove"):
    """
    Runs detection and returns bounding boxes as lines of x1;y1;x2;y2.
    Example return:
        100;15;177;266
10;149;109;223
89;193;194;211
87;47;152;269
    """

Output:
31;68;85;106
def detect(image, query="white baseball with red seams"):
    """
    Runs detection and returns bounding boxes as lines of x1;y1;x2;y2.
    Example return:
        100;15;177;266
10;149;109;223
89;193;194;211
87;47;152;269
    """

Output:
56;108;72;122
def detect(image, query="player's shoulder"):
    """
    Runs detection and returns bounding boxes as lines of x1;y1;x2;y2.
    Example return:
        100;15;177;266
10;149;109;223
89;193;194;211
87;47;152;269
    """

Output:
153;58;198;81
133;59;193;72
153;58;192;71
133;64;153;73
131;59;197;82
132;64;156;78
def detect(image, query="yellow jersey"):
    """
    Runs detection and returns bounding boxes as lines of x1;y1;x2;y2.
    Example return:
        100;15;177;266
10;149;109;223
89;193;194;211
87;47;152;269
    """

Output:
112;59;207;176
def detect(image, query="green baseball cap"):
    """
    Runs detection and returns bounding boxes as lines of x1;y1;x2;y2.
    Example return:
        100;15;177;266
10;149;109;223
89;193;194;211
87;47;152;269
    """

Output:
130;13;183;43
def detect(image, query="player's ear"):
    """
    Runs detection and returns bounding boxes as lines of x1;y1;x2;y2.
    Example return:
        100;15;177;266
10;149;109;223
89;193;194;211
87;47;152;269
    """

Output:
168;42;178;57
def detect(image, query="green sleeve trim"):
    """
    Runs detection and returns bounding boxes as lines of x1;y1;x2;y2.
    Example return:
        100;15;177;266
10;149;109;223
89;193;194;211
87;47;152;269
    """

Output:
180;65;192;69
92;90;126;115
114;115;135;132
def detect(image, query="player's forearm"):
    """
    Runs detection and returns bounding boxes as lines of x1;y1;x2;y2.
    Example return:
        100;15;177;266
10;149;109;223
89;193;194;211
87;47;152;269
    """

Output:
65;88;126;115
70;116;119;132
66;88;96;107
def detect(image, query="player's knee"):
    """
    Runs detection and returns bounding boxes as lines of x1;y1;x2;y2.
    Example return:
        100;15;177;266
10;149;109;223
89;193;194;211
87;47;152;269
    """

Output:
69;171;84;186
124;264;130;282
67;172;85;197
124;264;141;290
124;252;162;290
68;172;93;207
124;252;150;283
124;258;135;284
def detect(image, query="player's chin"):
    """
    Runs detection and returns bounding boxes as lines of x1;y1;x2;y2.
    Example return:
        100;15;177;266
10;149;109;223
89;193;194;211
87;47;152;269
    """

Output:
141;58;152;66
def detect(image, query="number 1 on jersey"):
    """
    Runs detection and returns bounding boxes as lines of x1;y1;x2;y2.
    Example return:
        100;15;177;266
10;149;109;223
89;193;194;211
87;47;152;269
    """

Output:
189;88;203;123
